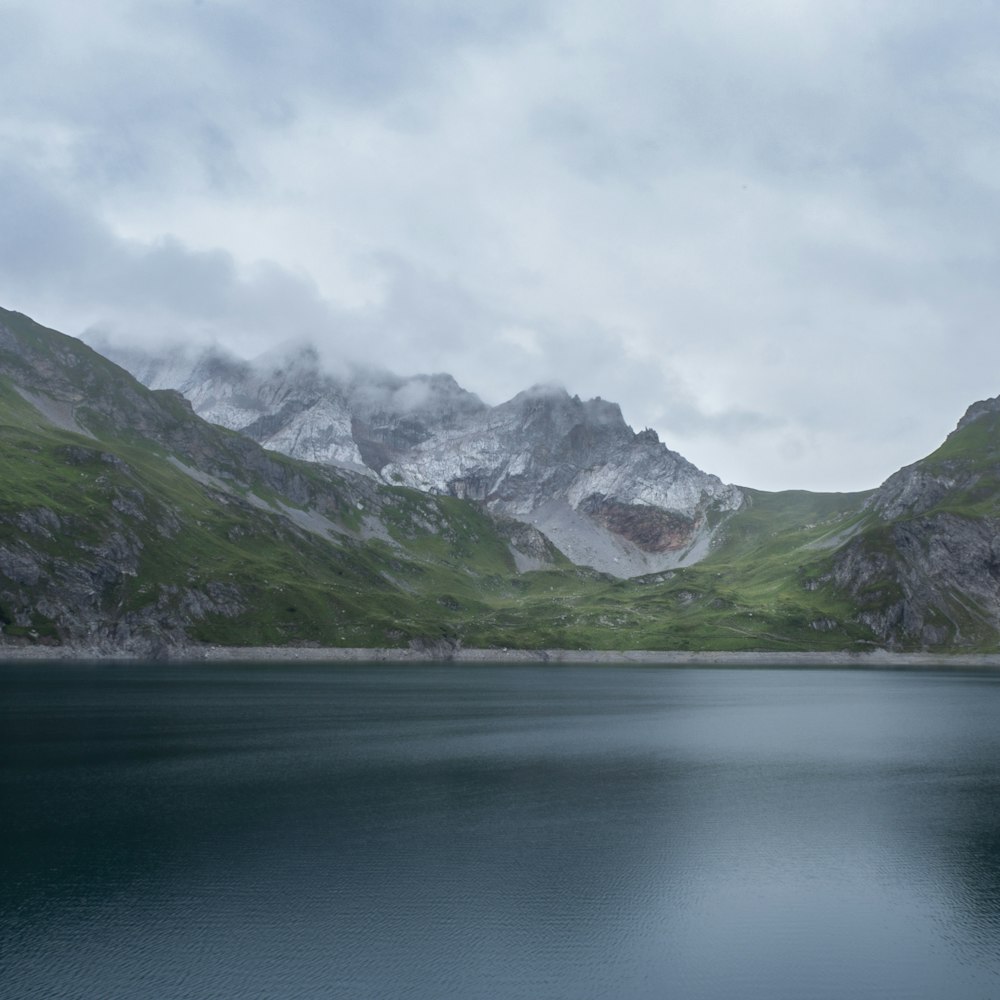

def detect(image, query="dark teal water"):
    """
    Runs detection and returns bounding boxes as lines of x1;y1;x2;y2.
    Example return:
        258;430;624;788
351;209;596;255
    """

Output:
2;663;999;999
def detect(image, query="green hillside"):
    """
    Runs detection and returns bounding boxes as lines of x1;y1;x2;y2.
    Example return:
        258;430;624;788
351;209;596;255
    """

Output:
2;305;999;655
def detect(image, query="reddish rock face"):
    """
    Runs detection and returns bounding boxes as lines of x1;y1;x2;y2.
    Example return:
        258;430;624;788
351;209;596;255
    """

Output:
579;496;698;553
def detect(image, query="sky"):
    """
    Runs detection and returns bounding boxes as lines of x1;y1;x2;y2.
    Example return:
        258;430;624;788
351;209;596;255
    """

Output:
3;1;1000;492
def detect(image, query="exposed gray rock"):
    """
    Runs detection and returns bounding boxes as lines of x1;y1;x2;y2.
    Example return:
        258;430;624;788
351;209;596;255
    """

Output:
100;341;486;476
12;385;96;438
0;546;43;587
957;394;1000;430
868;466;960;520
107;345;745;577
491;516;563;572
827;512;1000;647
14;508;62;538
809;618;838;632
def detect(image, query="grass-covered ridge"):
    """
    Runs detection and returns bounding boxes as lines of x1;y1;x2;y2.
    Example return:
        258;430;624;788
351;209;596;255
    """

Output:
3;305;1000;654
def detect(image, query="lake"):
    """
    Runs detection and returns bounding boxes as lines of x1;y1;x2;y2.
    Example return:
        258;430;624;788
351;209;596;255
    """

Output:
2;662;999;999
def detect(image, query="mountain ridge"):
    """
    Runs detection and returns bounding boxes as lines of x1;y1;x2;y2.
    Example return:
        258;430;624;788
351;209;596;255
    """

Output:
99;339;743;577
3;305;1000;655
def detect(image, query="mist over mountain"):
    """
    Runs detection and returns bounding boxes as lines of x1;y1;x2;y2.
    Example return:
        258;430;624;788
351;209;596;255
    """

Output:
101;339;744;578
4;305;1000;656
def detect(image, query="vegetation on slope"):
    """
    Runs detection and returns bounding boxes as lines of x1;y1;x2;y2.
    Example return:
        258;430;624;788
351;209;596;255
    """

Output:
3;305;999;654
813;406;1000;653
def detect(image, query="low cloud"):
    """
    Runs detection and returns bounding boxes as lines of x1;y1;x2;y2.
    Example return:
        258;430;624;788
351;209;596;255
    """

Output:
5;2;1000;491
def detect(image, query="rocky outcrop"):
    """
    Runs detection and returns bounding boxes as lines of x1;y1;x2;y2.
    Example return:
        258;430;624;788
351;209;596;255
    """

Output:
490;515;566;572
826;513;1000;648
8;304;1000;654
825;400;1000;649
0;496;243;655
578;497;697;553
103;341;488;475
105;345;745;577
0;309;412;651
957;394;1000;431
411;385;743;576
868;466;960;521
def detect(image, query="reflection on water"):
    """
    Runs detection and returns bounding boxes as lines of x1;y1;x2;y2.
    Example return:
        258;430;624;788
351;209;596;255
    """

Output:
2;663;999;999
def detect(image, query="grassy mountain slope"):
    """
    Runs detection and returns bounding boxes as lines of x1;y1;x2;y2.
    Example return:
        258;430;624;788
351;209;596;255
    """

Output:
2;305;999;655
0;308;550;651
821;404;1000;650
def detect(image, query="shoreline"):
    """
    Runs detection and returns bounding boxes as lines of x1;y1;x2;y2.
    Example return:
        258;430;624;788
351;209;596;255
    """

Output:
3;643;1000;668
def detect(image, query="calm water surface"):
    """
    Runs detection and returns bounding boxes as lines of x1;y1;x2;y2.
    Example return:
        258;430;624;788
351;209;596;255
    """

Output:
2;662;999;999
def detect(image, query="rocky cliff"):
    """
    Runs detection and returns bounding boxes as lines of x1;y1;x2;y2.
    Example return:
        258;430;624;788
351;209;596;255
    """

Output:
105;341;489;474
0;308;568;654
380;384;742;576
823;399;1000;648
7;305;1000;655
103;343;744;577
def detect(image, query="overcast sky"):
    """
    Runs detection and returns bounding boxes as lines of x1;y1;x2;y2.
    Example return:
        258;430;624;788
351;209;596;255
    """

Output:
3;1;1000;491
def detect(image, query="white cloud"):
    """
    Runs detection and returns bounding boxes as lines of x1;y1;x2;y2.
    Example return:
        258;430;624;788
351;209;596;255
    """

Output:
4;1;1000;491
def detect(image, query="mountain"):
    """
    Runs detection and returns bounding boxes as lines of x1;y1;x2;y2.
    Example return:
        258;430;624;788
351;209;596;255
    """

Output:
103;341;488;474
4;305;1000;656
0;307;572;654
821;397;1000;647
100;341;744;577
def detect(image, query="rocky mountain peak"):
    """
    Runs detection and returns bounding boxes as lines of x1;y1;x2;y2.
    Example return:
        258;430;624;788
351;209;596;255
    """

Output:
11;302;1000;655
957;394;1000;431
103;339;745;577
348;368;485;421
505;384;622;422
869;392;1000;521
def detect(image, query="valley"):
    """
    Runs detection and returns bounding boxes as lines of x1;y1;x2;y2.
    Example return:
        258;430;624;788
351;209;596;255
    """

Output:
3;306;1000;656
